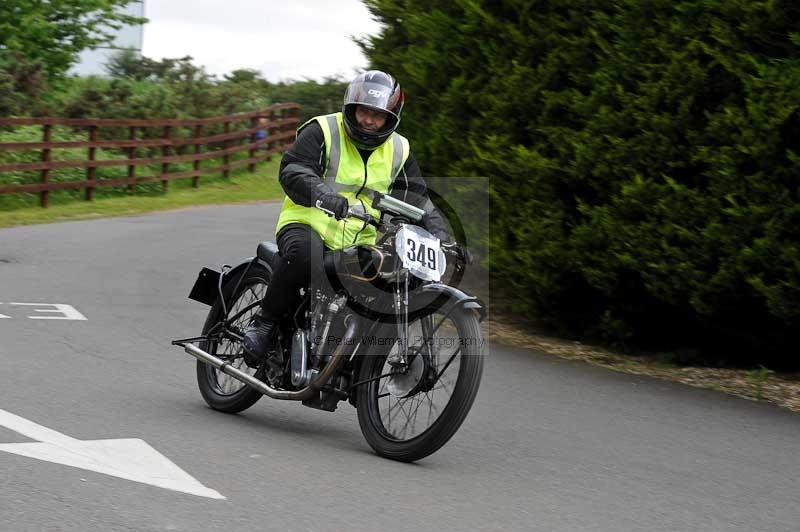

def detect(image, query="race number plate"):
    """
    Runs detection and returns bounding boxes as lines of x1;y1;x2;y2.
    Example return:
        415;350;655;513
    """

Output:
395;225;447;282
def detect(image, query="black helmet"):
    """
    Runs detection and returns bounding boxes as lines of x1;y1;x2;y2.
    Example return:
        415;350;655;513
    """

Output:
342;70;404;150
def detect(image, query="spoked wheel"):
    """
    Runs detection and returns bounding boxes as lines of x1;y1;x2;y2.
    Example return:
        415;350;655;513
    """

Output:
356;306;484;462
196;263;271;413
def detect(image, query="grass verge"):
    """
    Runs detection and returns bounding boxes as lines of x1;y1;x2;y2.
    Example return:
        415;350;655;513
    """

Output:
0;159;284;228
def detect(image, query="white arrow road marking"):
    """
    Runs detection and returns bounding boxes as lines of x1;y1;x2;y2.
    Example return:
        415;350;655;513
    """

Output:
0;409;225;500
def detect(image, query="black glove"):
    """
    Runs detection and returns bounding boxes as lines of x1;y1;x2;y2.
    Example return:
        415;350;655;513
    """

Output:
457;244;474;265
443;241;473;265
433;230;454;243
316;193;349;220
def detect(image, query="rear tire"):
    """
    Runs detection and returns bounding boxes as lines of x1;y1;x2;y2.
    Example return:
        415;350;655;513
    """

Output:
355;306;484;462
196;263;271;413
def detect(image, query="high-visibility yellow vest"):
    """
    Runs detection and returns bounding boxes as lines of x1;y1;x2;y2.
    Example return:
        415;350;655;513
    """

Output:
276;112;410;249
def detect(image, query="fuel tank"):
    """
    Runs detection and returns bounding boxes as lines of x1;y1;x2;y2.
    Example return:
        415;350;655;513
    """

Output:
323;245;396;294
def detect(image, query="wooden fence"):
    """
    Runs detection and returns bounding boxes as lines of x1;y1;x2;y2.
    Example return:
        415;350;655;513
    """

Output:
0;103;300;207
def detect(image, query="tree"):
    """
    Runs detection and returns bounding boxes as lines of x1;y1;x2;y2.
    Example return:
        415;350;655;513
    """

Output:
0;51;47;115
104;48;152;80
0;0;146;79
224;69;266;84
268;77;348;122
360;0;800;368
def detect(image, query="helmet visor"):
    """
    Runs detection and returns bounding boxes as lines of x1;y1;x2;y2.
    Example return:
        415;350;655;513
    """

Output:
344;81;403;117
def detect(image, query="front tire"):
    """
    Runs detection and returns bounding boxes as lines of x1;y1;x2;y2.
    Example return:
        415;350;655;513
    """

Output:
355;306;484;462
196;263;271;413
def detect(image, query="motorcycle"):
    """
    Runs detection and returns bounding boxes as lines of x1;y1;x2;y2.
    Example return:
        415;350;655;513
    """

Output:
172;192;485;462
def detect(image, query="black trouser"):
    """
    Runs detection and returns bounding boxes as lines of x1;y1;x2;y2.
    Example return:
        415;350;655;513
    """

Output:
260;223;329;322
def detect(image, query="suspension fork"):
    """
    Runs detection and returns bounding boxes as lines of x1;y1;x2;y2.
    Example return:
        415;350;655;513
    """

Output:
420;313;436;362
393;268;411;364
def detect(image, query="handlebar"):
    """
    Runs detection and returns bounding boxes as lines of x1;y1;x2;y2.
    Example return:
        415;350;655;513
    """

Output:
316;191;422;226
314;200;472;265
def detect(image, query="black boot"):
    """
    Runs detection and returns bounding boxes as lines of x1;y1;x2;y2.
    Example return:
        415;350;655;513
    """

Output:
242;314;277;366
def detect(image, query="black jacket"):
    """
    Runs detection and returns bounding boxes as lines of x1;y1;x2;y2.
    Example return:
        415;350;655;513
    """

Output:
278;120;449;239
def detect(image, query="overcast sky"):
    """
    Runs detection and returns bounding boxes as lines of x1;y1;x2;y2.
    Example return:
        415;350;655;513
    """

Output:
140;0;383;82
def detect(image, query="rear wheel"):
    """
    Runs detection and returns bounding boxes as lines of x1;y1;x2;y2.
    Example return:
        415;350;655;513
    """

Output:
355;306;484;462
196;263;271;413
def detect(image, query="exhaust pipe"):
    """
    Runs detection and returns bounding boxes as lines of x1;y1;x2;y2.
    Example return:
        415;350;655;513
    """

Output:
181;315;360;401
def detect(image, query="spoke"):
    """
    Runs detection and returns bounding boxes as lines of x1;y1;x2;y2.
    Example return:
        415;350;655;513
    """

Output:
399;392;428;437
393;397;411;420
436;347;461;381
396;397;417;437
405;395;423;435
371;311;467;440
389;397;408;434
409;395;423;437
389;398;413;437
434;378;454;394
406;395;422;438
226;296;263;325
207;280;269;396
426;390;435;427
429;315;448;337
384;395;402;426
351;369;399;389
246;285;260;302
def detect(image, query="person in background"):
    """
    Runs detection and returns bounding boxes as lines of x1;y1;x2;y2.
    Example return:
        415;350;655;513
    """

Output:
255;117;269;150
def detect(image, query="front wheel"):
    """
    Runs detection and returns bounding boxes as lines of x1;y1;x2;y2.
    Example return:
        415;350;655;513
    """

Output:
355;306;484;462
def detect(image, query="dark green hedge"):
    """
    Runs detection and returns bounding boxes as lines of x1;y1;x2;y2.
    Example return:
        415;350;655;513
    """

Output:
362;0;800;367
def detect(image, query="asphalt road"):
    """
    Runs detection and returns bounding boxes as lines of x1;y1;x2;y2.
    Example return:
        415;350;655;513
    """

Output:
1;203;799;532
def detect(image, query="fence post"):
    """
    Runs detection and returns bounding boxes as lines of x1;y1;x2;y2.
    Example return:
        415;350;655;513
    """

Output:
40;124;52;208
162;126;171;192
127;126;136;195
223;120;231;179
193;124;202;188
86;125;97;201
248;116;257;173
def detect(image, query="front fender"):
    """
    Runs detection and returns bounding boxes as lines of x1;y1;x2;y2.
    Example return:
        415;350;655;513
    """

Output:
409;282;486;322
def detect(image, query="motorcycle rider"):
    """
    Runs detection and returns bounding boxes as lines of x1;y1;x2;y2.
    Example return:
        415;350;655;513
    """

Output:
243;70;451;360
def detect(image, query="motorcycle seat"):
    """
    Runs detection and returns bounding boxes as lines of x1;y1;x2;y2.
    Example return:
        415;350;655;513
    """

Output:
257;241;279;266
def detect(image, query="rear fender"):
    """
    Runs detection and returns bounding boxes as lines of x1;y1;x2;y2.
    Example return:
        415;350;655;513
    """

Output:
188;257;272;307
